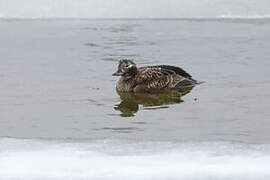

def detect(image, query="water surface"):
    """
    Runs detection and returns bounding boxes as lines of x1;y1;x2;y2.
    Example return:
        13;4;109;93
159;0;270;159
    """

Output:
1;19;270;142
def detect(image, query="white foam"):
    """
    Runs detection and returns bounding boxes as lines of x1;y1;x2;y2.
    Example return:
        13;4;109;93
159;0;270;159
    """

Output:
0;0;270;19
1;138;270;180
217;14;270;19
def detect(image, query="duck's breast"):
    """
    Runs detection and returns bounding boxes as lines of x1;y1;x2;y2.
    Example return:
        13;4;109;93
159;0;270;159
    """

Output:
116;78;135;92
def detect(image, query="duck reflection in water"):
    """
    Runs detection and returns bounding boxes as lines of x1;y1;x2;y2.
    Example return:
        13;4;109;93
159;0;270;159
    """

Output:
114;87;194;117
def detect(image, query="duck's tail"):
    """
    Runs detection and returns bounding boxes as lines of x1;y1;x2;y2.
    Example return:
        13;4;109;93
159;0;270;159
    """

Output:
193;79;205;85
175;78;204;89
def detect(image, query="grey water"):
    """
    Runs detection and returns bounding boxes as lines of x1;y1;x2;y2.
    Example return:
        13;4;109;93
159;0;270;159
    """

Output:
1;19;270;179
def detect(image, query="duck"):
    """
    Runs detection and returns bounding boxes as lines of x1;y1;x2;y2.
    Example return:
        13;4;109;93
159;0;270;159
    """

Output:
112;59;199;93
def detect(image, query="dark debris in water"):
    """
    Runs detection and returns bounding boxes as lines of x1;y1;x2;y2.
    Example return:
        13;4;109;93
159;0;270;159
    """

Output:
84;43;100;47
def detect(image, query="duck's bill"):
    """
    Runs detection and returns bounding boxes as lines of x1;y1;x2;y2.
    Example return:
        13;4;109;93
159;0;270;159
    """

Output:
112;70;124;76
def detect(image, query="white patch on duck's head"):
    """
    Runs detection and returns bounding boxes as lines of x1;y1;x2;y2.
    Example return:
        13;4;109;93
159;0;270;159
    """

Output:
127;64;134;68
120;59;136;67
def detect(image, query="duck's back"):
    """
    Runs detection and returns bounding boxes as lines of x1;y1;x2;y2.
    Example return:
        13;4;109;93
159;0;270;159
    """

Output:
133;65;196;93
140;65;193;78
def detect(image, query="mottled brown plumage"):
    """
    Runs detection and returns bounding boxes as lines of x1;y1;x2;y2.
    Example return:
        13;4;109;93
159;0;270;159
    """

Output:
112;59;198;93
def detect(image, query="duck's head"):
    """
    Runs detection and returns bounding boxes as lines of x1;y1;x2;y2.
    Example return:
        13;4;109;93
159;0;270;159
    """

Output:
112;59;138;79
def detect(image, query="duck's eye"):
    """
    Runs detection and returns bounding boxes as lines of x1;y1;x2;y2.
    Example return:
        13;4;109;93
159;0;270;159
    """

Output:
125;64;129;68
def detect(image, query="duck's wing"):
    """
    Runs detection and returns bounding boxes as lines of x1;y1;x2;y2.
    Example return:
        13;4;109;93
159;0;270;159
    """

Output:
136;67;171;84
142;65;193;79
135;67;188;92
